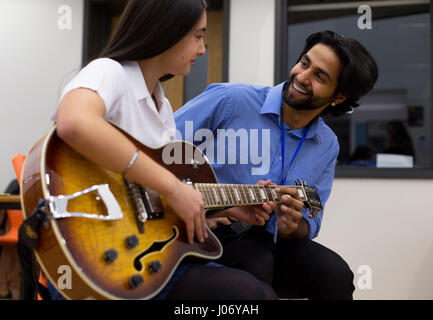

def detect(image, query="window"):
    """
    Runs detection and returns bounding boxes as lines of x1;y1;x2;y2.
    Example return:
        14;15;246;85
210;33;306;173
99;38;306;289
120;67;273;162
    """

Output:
279;0;433;178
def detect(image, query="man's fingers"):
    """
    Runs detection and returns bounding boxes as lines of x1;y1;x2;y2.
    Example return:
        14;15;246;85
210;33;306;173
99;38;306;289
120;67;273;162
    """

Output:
280;204;303;221
261;202;274;214
280;215;298;229
279;194;304;212
275;187;302;200
257;179;272;186
255;214;265;226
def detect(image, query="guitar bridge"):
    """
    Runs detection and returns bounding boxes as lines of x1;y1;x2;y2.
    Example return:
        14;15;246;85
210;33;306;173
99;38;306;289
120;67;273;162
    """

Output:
124;179;164;234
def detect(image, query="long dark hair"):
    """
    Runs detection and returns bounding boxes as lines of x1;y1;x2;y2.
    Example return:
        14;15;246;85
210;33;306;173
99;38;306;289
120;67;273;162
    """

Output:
295;30;378;117
98;0;207;81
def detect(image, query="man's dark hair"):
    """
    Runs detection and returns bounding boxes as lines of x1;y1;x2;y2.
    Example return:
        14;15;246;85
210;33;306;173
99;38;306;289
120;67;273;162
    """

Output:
97;0;207;82
296;30;378;117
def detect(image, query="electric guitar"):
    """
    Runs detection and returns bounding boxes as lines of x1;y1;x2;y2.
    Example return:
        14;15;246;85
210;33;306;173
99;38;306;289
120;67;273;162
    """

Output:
20;124;322;300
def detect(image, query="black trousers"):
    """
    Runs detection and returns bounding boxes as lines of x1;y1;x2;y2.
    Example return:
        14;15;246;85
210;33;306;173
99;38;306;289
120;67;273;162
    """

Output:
214;225;355;300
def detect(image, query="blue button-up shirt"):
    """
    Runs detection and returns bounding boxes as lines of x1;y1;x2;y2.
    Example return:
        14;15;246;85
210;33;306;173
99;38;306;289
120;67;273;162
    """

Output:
174;82;339;239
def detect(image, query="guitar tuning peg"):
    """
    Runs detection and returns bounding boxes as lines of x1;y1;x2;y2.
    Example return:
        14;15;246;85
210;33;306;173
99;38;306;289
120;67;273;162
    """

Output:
306;207;319;220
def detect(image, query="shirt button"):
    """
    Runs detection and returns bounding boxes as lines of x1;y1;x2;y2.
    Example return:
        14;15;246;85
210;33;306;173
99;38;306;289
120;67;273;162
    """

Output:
279;156;282;160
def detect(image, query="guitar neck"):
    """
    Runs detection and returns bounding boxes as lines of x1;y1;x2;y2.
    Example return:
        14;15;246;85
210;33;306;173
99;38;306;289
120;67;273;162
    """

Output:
194;184;304;209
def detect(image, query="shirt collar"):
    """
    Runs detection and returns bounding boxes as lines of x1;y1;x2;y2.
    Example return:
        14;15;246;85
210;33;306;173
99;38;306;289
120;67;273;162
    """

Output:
122;60;166;111
122;61;149;101
260;82;285;117
260;81;322;143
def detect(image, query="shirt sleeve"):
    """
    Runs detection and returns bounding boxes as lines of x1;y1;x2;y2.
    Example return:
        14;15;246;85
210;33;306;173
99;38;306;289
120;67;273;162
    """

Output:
304;138;339;239
174;83;235;144
53;58;126;121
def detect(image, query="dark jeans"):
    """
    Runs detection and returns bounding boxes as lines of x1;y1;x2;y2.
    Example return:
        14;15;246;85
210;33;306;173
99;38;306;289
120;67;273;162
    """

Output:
214;225;355;300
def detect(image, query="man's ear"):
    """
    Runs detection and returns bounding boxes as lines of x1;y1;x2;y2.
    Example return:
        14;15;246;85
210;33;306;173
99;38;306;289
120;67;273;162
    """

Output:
332;93;347;106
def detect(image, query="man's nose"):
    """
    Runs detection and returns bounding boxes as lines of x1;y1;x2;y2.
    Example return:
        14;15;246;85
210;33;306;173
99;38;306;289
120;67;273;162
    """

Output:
295;69;312;85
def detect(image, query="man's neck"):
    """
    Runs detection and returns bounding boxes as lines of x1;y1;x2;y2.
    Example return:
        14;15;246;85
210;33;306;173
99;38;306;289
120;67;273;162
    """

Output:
281;102;322;130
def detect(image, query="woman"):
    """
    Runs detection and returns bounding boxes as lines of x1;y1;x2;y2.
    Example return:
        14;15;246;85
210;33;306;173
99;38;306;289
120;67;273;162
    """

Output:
51;0;276;300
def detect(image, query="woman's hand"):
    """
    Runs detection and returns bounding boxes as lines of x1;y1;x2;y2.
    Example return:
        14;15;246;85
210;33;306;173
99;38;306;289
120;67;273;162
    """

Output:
163;180;207;244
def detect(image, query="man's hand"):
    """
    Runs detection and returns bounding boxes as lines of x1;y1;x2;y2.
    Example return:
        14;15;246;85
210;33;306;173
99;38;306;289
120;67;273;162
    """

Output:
222;203;272;226
211;180;275;226
275;186;307;239
206;217;231;230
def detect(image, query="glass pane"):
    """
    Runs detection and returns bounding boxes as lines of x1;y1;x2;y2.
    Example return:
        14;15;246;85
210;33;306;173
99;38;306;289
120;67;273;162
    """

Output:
288;2;431;169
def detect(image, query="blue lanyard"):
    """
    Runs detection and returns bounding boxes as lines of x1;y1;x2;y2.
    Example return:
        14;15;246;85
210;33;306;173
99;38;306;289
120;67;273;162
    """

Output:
280;98;310;185
273;97;310;243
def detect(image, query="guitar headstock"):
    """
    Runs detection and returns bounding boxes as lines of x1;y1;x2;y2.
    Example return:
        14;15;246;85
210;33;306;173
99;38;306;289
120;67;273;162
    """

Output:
294;180;323;214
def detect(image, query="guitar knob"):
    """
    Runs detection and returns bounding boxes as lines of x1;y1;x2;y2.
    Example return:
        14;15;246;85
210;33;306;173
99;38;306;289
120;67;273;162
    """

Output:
149;260;162;274
125;235;139;249
129;274;144;289
103;249;118;264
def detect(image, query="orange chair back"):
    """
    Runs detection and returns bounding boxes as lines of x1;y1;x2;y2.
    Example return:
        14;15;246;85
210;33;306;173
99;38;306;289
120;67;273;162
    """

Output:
0;154;26;245
0;210;23;246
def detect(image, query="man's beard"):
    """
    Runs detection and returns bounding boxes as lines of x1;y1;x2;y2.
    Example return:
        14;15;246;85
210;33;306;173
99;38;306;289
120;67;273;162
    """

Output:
283;76;333;111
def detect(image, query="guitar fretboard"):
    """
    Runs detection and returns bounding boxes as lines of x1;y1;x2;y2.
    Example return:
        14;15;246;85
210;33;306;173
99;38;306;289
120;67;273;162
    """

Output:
195;184;305;209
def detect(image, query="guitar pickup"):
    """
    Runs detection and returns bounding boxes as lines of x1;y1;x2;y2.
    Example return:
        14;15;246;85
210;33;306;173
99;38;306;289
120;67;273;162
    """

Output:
140;187;164;220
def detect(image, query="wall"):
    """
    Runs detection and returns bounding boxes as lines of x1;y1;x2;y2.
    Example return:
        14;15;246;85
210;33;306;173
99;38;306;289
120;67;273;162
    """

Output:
229;0;433;300
229;0;275;86
0;0;84;190
317;179;433;300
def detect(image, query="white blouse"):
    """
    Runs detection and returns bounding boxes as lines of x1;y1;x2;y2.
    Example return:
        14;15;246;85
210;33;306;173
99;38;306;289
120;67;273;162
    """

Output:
53;58;176;148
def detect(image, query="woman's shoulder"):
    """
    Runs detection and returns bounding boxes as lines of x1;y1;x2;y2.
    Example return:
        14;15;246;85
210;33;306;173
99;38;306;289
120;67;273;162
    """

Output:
83;58;126;76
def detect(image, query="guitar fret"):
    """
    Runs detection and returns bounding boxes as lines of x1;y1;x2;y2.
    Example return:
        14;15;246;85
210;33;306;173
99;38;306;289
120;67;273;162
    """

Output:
243;186;249;204
199;185;208;207
226;185;235;206
219;186;228;204
216;185;227;204
241;185;248;205
248;187;256;202
233;186;241;204
209;185;217;206
270;187;280;202
259;185;268;201
212;187;220;204
268;186;276;202
254;186;262;203
204;185;213;207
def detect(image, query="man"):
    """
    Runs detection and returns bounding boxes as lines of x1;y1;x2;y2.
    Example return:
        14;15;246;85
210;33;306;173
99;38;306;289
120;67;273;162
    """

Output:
174;31;378;299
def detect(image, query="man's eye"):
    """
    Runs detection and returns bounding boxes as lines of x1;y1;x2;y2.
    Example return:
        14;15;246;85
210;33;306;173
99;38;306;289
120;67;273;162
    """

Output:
316;74;326;82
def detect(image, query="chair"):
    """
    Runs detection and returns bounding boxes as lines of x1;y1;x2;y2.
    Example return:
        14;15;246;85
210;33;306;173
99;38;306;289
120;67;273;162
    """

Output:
0;154;47;300
0;154;26;299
